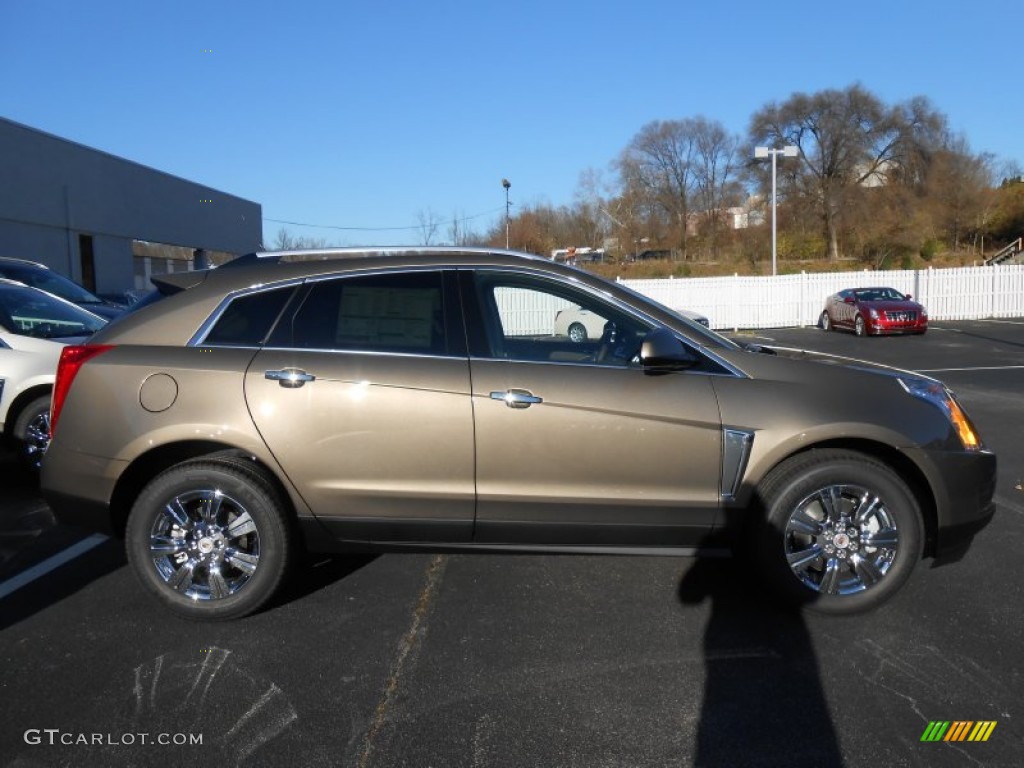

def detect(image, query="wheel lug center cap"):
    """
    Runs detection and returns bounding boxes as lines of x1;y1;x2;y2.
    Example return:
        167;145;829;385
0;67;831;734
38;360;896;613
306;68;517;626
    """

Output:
198;537;215;554
833;533;851;549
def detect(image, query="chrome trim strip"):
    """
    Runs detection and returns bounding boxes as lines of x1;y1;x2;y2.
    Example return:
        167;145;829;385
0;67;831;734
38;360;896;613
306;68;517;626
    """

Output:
721;428;754;501
249;345;466;361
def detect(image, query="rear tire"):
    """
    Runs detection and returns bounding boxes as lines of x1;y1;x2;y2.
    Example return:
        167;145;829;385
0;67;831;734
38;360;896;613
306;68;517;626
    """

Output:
568;322;587;343
126;459;291;620
755;449;923;615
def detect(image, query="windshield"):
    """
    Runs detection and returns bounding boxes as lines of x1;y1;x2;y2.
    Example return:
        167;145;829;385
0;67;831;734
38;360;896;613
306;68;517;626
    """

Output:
854;288;907;302
0;263;104;304
0;283;107;339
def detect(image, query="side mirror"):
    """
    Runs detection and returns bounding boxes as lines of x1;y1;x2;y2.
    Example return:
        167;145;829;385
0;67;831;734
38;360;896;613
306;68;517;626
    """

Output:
640;329;700;372
844;297;855;304
905;293;913;299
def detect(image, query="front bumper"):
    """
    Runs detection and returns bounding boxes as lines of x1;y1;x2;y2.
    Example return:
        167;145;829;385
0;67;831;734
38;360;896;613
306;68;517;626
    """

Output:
870;319;928;334
904;446;996;557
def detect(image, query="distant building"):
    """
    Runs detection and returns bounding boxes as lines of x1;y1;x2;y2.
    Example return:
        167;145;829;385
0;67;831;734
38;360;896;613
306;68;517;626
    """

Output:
0;117;261;296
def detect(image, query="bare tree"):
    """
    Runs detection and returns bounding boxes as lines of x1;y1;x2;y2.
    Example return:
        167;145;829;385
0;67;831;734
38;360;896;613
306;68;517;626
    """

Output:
618;120;699;258
273;228;329;250
691;117;741;257
417;209;443;246
749;85;947;260
923;137;994;251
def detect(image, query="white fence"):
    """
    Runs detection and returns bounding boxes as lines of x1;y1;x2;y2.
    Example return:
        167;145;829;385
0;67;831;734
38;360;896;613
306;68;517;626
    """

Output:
620;264;1024;330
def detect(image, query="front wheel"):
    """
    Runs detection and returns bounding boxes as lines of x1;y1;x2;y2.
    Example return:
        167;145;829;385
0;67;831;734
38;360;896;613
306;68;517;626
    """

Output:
126;459;292;620
755;449;923;614
854;315;867;337
820;311;832;331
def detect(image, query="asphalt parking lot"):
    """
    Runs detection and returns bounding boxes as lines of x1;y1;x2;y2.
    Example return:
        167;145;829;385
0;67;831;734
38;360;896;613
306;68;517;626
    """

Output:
2;319;1022;767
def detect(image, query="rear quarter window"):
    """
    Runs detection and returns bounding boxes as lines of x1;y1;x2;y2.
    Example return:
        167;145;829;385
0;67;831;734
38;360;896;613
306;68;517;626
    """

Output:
203;286;297;346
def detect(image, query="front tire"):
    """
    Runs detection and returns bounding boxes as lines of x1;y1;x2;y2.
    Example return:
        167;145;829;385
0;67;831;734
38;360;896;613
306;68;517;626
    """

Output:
755;449;923;615
820;311;832;331
126;459;292;620
854;315;867;337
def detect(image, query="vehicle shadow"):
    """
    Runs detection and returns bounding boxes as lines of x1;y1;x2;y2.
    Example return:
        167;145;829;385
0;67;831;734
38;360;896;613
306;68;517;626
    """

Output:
678;551;843;767
275;552;379;607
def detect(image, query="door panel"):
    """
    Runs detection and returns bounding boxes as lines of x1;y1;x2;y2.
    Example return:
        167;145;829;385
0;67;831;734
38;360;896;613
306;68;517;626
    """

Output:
245;349;475;541
471;359;722;546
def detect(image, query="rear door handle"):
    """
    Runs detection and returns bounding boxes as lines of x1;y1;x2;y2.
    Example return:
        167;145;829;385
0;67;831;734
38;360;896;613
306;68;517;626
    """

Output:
490;389;543;409
265;368;316;388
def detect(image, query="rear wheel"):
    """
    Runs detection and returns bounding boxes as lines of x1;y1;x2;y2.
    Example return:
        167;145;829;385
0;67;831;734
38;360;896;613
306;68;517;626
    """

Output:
13;394;51;471
567;322;587;343
755;449;923;614
126;459;291;620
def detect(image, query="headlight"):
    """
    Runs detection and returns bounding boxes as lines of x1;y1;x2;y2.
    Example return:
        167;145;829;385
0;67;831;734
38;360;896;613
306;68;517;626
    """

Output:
869;309;879;319
898;378;982;451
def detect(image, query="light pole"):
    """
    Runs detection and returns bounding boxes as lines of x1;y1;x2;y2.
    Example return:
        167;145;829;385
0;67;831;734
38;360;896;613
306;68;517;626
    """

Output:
754;145;798;276
501;178;512;249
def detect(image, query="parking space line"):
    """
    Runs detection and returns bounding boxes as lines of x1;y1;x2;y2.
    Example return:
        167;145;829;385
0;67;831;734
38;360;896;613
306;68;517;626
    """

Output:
0;533;108;600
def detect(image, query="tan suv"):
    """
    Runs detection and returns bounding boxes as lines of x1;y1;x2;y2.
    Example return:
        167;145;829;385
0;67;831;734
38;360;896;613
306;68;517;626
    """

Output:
40;249;996;620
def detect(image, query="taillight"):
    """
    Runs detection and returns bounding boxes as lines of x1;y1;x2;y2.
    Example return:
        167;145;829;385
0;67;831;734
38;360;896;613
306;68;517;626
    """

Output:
50;344;114;438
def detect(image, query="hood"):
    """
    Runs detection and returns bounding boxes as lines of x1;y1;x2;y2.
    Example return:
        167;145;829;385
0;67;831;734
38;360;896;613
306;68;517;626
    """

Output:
741;344;940;385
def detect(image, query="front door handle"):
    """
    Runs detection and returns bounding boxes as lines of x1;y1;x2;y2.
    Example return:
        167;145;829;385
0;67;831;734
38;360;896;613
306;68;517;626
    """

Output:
265;368;316;388
490;389;543;409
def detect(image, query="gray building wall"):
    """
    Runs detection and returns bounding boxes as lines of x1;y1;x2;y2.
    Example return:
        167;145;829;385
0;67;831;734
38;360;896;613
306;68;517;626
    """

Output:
0;117;262;294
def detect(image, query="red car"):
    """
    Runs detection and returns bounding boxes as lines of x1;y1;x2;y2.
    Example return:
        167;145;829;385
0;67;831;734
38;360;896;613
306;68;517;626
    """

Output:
821;287;928;336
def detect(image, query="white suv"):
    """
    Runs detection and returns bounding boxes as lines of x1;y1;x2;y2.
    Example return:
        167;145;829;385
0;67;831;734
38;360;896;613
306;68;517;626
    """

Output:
0;279;106;467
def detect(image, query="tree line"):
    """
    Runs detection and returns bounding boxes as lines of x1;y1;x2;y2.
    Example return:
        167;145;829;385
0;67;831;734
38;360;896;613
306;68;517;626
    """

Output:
276;84;1024;268
475;84;1023;267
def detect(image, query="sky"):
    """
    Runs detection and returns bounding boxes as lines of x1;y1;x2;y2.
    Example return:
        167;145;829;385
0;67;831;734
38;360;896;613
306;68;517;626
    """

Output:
3;0;1022;249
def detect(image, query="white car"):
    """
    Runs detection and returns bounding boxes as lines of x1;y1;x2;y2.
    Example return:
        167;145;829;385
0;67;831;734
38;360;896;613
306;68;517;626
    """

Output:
554;304;710;342
0;279;107;467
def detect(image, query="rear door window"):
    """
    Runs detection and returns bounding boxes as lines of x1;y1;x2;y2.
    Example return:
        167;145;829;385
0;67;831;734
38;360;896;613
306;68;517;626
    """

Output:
270;271;457;356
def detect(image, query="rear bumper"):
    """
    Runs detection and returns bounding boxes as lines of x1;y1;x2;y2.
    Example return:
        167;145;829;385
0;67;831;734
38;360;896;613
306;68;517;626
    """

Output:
40;443;124;535
43;489;119;536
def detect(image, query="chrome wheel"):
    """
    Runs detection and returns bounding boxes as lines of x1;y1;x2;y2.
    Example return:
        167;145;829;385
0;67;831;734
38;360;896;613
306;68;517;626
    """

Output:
757;449;922;614
14;394;51;471
783;484;898;596
820;311;831;331
22;409;50;469
568;322;587;343
855;315;866;337
127;459;291;619
149;489;261;601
